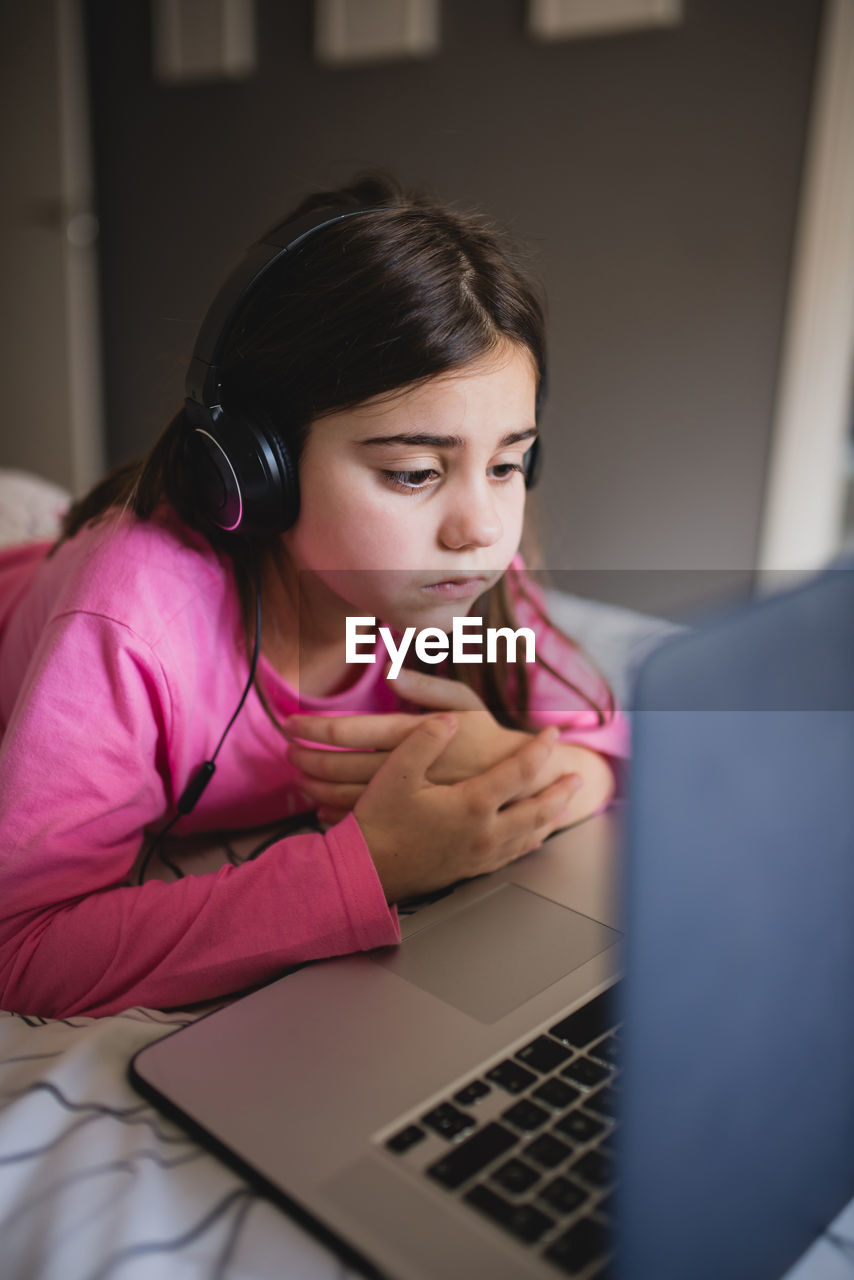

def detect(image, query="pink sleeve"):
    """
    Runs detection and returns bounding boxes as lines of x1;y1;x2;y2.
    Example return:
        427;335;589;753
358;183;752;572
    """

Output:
0;540;52;640
0;612;398;1018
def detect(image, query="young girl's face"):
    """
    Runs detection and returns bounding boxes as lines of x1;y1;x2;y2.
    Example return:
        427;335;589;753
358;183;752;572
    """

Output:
282;342;538;634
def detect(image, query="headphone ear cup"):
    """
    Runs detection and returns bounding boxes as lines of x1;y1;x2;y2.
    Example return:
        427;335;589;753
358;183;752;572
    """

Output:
246;402;300;531
184;401;299;535
184;407;244;532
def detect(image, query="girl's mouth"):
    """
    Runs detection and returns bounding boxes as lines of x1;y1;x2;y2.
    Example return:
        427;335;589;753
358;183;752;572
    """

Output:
420;576;491;599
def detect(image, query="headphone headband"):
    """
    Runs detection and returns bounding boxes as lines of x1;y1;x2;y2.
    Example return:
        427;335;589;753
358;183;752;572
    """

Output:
185;206;378;411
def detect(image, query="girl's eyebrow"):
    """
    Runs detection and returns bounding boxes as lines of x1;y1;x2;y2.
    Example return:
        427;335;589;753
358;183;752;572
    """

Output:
357;427;538;449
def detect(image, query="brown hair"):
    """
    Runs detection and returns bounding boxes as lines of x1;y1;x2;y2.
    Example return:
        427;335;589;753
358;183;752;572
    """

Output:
61;172;613;730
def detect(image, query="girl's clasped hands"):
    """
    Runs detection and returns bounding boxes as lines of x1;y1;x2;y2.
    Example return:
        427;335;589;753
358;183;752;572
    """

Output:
284;667;607;903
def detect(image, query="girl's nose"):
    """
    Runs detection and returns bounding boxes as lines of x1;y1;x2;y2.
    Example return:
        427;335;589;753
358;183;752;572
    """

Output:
438;481;504;551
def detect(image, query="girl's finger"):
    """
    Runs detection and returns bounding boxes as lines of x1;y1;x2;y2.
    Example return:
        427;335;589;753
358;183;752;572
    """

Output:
282;712;421;750
365;715;458;793
495;772;584;849
390;666;485;711
459;725;560;810
298;779;365;808
287;743;387;783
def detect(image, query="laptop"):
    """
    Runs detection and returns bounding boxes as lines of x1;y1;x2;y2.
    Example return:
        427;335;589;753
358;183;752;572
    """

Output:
130;559;854;1280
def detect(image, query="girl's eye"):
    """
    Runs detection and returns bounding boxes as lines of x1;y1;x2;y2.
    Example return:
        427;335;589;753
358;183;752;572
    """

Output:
382;469;439;492
381;462;525;493
491;462;525;481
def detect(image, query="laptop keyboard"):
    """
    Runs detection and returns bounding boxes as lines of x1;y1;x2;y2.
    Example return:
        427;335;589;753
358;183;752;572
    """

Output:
382;986;619;1278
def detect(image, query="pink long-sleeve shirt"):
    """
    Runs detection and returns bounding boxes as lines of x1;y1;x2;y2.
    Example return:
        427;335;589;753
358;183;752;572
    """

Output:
0;510;629;1017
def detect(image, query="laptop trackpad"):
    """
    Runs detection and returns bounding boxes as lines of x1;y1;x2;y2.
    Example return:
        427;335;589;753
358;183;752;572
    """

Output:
371;884;620;1024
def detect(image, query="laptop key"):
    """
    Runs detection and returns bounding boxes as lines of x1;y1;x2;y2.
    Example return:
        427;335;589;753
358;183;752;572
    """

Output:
502;1099;551;1133
572;1149;614;1189
561;1057;610;1089
427;1122;518;1190
590;1035;620;1065
544;1215;609;1274
583;1085;618;1120
525;1132;573;1169
385;1124;426;1155
532;1078;580;1110
464;1184;555;1244
515;1035;572;1073
595;1190;615;1222
453;1079;491;1107
538;1174;589;1215
486;1059;537;1094
554;1109;605;1144
421;1102;476;1139
492;1157;541;1195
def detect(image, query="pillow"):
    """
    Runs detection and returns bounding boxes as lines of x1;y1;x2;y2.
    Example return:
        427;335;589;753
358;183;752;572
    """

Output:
0;469;70;548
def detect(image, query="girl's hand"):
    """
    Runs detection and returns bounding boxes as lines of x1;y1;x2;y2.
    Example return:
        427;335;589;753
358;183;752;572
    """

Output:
350;716;584;903
284;669;528;823
395;667;531;781
385;671;617;824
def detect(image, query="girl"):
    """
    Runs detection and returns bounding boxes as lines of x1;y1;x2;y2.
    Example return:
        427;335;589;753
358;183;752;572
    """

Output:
0;174;628;1019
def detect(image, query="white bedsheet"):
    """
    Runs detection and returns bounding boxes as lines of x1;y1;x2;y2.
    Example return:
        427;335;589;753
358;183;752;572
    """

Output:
0;1006;357;1280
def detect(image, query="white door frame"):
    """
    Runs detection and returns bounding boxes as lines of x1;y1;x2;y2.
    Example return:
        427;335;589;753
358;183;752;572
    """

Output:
756;0;854;581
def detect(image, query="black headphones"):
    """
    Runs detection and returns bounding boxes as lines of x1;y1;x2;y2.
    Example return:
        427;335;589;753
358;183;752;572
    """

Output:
184;206;541;536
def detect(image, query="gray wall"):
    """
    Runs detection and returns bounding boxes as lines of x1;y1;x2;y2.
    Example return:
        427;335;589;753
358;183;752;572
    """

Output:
1;1;104;494
1;4;65;485
85;0;822;615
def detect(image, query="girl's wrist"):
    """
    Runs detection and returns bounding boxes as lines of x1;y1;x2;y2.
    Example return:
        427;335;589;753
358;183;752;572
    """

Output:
549;741;616;817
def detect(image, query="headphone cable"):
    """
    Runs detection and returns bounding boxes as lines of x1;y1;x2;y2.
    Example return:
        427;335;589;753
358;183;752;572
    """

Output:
137;551;263;884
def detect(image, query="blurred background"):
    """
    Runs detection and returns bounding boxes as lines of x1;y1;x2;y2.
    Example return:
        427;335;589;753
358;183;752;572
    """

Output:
1;0;852;618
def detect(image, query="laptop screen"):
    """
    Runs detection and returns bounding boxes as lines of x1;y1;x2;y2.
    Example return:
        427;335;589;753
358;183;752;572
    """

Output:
616;564;854;1280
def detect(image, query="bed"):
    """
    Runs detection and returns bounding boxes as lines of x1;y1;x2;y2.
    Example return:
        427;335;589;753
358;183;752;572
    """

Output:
0;468;679;1279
